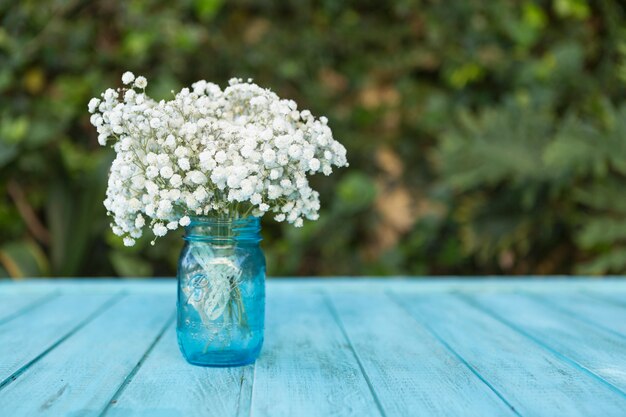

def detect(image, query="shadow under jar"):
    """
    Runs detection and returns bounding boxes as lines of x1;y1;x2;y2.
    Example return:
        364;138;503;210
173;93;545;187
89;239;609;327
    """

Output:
176;216;265;367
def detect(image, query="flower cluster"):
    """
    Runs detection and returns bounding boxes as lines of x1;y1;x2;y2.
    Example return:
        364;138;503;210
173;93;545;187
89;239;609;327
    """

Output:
88;73;348;246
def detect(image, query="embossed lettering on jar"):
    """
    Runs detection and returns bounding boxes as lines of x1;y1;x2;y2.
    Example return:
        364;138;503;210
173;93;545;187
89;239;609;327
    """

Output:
176;217;265;367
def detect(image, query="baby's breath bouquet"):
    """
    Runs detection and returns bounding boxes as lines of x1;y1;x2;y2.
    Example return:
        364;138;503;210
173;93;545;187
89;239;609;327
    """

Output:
88;73;347;365
89;72;347;246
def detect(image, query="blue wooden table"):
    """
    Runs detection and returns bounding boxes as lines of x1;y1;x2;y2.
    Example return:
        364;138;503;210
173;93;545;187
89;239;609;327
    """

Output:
1;278;626;416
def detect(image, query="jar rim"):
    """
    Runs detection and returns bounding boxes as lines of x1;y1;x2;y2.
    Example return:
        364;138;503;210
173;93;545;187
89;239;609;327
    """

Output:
188;215;260;225
183;215;262;243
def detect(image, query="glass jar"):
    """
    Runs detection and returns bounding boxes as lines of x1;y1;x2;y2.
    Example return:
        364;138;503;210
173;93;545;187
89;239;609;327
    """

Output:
176;216;265;367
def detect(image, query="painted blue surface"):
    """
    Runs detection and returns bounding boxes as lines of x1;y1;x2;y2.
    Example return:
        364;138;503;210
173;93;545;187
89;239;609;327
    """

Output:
0;278;625;416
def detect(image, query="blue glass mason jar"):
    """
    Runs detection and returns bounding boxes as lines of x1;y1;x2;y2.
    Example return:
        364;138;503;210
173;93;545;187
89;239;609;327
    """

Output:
176;216;265;367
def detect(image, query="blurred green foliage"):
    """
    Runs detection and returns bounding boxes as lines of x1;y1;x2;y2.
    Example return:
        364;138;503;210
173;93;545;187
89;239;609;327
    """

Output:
1;0;625;278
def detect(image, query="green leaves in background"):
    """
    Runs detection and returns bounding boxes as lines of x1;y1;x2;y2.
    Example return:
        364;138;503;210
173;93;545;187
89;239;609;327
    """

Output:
336;172;377;213
0;239;49;278
0;1;625;277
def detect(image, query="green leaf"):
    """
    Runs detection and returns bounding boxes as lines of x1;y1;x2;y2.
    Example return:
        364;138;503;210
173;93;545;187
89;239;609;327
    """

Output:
109;251;153;277
0;115;28;144
336;172;377;212
553;0;590;19
0;239;50;278
577;218;626;249
0;142;18;168
576;247;626;275
438;101;554;191
193;0;223;20
47;153;111;276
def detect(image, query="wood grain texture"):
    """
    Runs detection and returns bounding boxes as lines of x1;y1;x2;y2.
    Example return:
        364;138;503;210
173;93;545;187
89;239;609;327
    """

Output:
0;292;56;324
465;291;626;395
327;291;517;417
0;279;174;295
0;293;118;386
392;291;626;417
587;290;626;308
250;291;381;417
2;279;626;417
3;277;626;295
0;294;174;416
104;322;254;417
527;292;626;337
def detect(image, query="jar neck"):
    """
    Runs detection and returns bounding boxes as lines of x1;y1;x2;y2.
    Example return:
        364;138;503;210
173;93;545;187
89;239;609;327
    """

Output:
183;216;261;244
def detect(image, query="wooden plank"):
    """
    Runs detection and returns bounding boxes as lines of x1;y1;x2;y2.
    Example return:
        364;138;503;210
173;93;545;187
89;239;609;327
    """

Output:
0;292;57;324
3;277;626;296
587;290;626;308
103;322;253;417
0;293;118;386
274;277;626;293
465;292;626;395
526;292;626;337
0;294;174;416
250;291;382;417
392;292;626;417
326;291;517;417
0;279;175;295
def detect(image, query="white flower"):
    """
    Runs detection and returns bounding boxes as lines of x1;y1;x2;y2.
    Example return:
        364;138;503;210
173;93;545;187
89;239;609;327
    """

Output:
262;149;276;164
178;158;190;171
146;165;159;179
309;158;320;171
135;214;145;228
150;118;161;129
158;199;172;214
156;154;169;166
194;186;208;202
214;150;227;164
174;146;189;158
153;223;167;236
270;168;282;180
128;198;141;211
134;76;147;89
160;166;173;179
170;174;182;187
268;185;281;199
188;171;207;184
124;89;136;102
122;71;135;85
165;135;176;148
302;147;314;160
251;193;262;205
88;98;100;113
89;73;348;243
145;181;158;195
288;144;301;159
123;237;135;246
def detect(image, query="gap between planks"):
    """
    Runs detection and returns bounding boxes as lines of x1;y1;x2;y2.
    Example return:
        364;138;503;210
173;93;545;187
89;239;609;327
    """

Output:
0;292;125;391
455;292;626;400
99;311;177;417
521;291;626;342
386;290;522;417
322;291;388;417
0;291;60;326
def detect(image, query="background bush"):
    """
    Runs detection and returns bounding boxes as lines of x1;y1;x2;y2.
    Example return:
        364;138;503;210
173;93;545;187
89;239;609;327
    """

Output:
1;0;625;278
